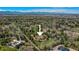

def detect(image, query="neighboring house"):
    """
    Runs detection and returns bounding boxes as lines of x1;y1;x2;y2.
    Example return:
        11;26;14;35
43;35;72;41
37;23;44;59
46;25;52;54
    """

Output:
7;39;25;48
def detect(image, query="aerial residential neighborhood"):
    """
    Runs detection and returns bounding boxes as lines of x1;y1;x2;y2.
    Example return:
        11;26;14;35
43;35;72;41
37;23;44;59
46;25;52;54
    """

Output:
0;7;79;51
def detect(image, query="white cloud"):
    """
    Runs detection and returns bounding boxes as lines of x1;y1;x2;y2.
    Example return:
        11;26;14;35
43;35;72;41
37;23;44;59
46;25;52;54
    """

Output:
0;8;79;14
13;9;69;13
17;9;79;14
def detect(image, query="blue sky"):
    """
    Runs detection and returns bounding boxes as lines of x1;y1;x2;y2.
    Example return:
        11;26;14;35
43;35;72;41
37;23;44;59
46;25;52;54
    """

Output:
0;7;79;10
0;7;79;14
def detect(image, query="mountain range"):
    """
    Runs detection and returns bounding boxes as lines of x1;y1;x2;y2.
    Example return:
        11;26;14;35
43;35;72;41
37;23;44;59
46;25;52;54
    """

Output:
0;11;78;15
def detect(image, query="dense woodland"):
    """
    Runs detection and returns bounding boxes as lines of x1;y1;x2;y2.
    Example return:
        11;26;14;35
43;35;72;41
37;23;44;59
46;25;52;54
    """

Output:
0;15;79;51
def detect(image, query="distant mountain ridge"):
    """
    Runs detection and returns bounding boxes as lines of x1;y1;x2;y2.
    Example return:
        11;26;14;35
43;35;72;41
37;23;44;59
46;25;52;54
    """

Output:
0;11;78;15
